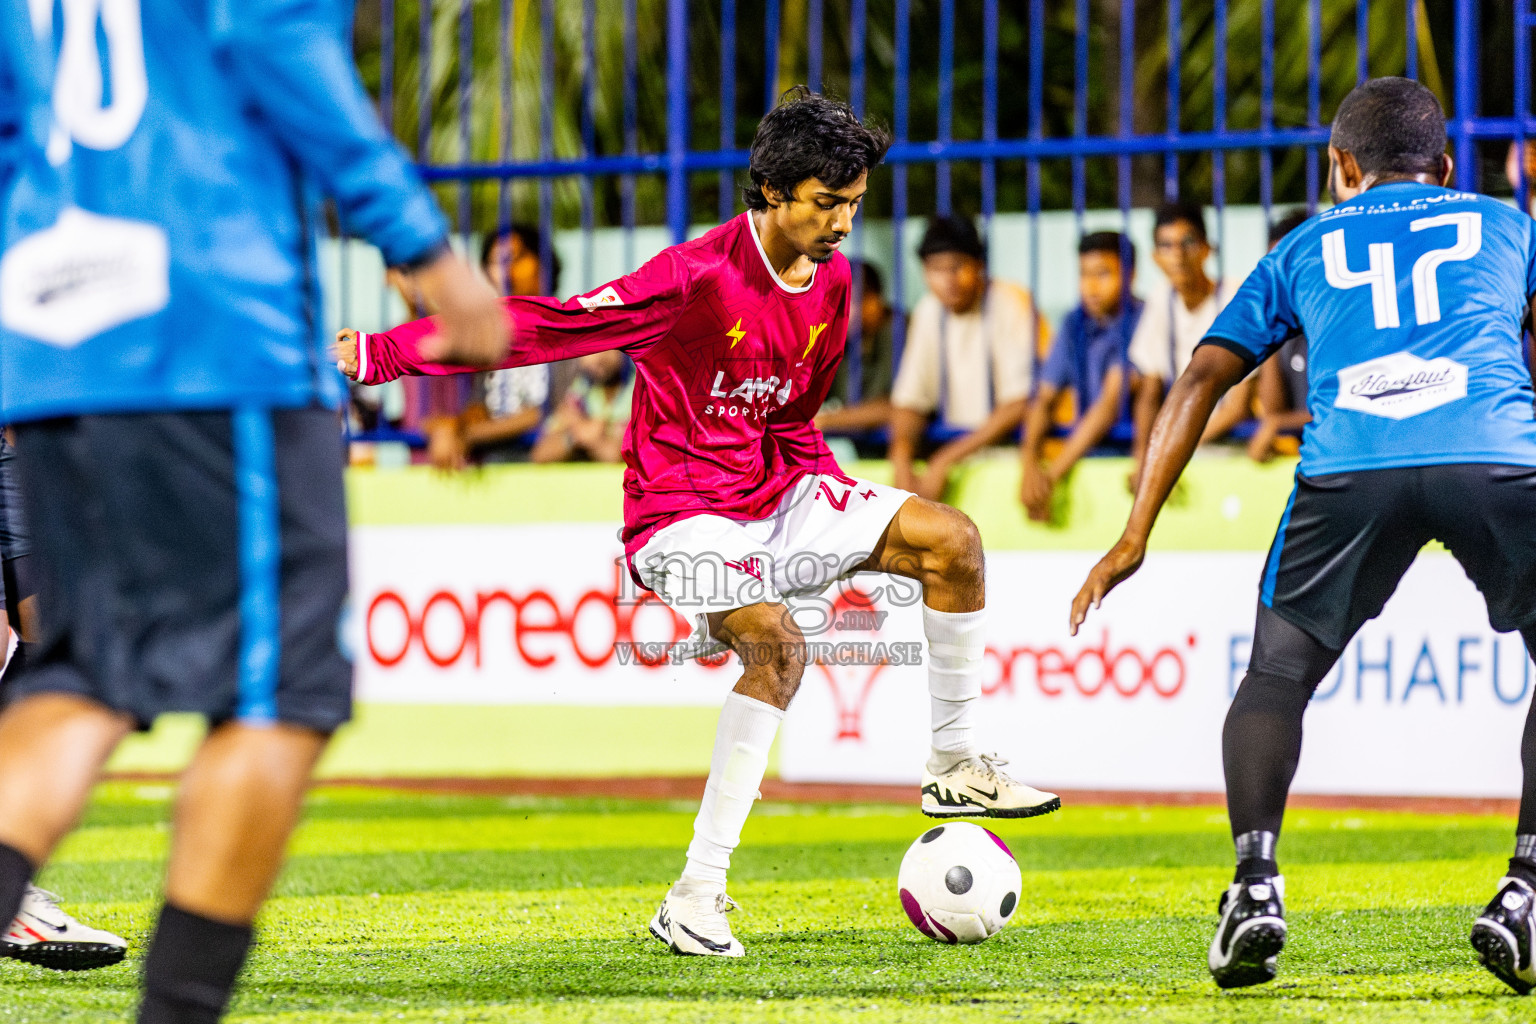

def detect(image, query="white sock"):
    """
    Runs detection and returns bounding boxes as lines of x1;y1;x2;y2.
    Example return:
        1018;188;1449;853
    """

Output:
924;605;985;773
0;626;15;684
680;692;783;889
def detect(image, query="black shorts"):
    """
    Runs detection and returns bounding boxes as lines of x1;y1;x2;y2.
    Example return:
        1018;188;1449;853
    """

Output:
0;434;35;612
1261;463;1536;651
10;408;352;731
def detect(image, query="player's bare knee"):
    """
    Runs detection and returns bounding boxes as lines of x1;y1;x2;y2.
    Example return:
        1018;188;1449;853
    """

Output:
763;649;807;704
721;605;806;705
750;626;806;704
930;507;984;586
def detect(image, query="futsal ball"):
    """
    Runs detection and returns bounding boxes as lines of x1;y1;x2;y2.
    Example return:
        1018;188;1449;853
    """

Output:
897;822;1021;944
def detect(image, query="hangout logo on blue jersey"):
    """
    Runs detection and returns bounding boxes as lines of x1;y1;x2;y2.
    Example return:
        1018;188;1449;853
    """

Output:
1335;351;1468;420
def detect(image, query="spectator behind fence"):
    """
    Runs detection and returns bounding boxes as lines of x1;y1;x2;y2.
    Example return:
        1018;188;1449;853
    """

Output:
1508;140;1536;215
1019;232;1143;522
890;215;1046;502
815;260;895;440
530;349;634;464
1246;208;1314;463
423;224;558;470
1127;201;1253;488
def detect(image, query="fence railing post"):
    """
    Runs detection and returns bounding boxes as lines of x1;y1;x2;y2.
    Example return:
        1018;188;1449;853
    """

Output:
1453;0;1477;192
667;0;691;244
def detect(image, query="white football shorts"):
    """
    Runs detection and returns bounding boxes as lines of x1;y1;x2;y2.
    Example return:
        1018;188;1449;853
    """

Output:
632;474;914;657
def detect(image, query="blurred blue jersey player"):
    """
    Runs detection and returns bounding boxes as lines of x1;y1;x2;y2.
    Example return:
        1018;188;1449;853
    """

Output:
0;1;507;1021
1071;78;1536;996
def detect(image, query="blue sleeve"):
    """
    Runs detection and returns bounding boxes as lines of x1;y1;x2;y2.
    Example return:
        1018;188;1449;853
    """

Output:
212;0;448;268
1037;310;1078;392
1525;214;1536;302
1200;250;1299;368
0;0;33;190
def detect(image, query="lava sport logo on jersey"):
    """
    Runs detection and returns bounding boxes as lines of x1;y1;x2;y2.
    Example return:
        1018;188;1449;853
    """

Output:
703;371;794;419
1334;352;1467;420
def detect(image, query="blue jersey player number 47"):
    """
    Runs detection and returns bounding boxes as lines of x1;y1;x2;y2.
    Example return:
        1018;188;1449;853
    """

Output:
1071;77;1536;997
1322;208;1480;420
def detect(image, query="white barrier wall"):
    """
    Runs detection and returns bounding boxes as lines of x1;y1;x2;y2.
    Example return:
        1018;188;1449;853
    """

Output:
353;523;1535;797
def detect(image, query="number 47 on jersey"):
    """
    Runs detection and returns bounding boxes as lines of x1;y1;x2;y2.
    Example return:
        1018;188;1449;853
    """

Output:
1322;212;1481;330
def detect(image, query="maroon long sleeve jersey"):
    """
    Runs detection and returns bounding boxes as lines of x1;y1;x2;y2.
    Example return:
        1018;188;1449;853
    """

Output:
354;212;856;561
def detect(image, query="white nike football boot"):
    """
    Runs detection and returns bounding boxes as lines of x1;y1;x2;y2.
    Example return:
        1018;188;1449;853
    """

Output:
648;882;744;957
1;886;127;971
921;753;1061;819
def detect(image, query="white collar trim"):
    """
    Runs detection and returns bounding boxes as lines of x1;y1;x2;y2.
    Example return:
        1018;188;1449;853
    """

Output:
746;212;817;294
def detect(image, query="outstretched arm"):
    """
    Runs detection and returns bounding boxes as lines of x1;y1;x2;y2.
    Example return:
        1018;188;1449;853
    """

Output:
217;2;507;368
1069;344;1250;634
1073;251;1298;630
336;252;689;384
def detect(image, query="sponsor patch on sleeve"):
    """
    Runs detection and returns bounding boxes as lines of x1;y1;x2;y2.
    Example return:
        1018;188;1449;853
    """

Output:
578;286;623;311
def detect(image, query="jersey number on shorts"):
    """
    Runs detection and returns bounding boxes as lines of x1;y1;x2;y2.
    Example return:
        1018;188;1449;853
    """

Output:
31;0;149;164
1321;212;1482;330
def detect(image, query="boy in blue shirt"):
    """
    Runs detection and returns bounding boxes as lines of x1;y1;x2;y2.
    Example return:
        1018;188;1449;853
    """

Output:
1019;232;1143;521
1072;77;1536;995
0;2;506;1020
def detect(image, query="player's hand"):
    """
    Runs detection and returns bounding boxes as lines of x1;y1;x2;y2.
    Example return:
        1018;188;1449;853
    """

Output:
334;328;361;380
410;250;510;368
1069;537;1146;636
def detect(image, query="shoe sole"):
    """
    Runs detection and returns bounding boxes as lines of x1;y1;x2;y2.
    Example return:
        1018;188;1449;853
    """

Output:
647;910;742;957
0;941;127;972
647;912;672;949
1472;921;1535;995
1211;921;1285;990
922;796;1062;820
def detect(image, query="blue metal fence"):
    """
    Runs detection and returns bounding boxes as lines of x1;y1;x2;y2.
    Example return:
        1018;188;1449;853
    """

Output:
354;1;1532;405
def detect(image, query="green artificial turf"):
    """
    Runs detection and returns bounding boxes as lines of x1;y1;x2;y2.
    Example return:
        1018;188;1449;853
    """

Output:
1;783;1530;1022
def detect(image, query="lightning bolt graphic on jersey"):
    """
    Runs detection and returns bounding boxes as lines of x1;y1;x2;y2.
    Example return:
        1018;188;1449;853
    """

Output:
727;318;747;348
802;322;829;358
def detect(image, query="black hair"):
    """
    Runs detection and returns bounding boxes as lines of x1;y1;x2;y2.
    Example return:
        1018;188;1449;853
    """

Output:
851;259;884;297
743;87;892;210
480;222;562;293
1153;201;1208;244
1267;208;1310;247
1330;77;1446;177
1078;231;1135;272
917;214;986;261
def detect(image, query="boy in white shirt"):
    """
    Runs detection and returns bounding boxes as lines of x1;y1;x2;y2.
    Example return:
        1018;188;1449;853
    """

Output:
1127;201;1255;487
890;215;1044;501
